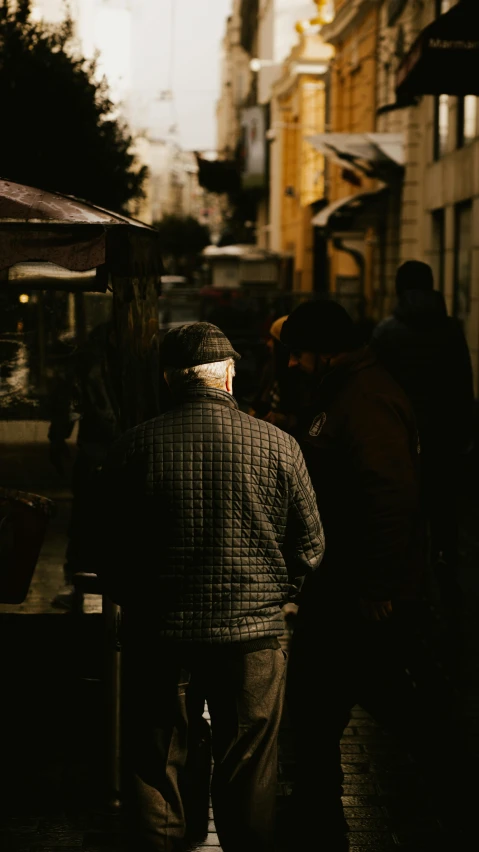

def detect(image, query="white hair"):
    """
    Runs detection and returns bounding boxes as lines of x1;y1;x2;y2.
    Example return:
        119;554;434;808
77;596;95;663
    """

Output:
165;358;235;391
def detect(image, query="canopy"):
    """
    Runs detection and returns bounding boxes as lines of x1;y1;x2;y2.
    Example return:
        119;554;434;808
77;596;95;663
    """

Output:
0;178;164;279
305;134;404;181
202;244;283;261
396;0;479;99
312;186;389;230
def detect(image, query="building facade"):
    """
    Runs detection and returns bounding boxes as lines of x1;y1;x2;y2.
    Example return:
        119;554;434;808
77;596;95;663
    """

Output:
255;0;320;105
375;0;422;315
378;0;479;388
215;1;322;250
269;32;333;291
217;1;253;159
319;0;383;312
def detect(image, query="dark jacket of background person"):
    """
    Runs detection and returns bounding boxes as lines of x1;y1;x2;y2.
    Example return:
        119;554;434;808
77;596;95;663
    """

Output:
249;315;303;434
47;322;122;597
279;303;447;848
297;347;423;604
98;385;324;643
250;317;290;415
372;264;475;574
48;321;122;468
372;284;475;455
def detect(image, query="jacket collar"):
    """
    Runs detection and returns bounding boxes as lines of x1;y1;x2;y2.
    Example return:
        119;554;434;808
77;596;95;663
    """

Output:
173;385;239;410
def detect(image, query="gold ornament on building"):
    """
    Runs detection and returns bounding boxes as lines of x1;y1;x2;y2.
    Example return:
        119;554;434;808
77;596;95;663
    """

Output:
295;1;334;35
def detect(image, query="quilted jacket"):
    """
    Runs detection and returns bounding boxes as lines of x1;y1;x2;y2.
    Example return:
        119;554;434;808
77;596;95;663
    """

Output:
99;386;324;643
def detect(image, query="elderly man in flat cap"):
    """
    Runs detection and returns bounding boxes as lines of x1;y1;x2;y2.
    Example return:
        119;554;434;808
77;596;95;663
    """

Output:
98;322;324;852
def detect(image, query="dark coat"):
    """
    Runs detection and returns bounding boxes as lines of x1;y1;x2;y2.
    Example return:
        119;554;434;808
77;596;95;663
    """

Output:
251;342;303;420
98;386;324;643
372;290;475;455
48;322;122;463
296;348;423;605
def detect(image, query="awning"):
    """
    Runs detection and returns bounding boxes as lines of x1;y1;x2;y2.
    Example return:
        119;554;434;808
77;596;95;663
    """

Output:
202;244;283;261
5;262;103;292
0;179;164;278
312;186;388;230
396;0;479;99
305;133;404;180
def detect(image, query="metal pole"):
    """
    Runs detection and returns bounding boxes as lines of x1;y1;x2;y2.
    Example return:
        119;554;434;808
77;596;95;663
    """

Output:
103;595;122;811
37;289;47;393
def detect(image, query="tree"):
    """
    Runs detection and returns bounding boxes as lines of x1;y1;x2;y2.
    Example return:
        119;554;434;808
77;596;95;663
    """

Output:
0;0;146;212
154;215;211;275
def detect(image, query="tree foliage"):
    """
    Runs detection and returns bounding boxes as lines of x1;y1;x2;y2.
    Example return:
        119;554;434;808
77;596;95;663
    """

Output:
0;0;146;212
154;215;211;274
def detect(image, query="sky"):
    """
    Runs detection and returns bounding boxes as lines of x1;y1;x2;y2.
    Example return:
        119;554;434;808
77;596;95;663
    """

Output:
159;0;233;151
33;0;234;152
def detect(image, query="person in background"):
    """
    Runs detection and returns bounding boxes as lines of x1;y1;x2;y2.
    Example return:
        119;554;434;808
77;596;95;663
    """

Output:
372;260;475;582
97;322;324;852
205;289;247;338
249;315;299;433
279;300;461;848
48;320;122;610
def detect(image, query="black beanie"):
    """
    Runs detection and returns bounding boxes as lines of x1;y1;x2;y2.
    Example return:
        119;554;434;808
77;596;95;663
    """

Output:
396;261;434;296
280;299;357;355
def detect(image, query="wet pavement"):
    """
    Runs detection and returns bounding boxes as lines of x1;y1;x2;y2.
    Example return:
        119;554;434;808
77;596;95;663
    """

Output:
1;437;479;850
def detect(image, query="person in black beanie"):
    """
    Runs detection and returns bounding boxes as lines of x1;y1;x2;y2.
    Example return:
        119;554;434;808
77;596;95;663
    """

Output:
372;260;475;579
279;299;464;848
97;322;324;852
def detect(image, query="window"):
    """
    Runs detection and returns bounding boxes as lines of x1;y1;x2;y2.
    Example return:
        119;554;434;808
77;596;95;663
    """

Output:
454;201;472;324
431;209;445;293
433;94;449;160
457;96;478;148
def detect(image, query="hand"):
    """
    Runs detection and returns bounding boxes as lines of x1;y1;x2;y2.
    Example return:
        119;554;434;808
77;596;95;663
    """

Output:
283;602;299;620
359;598;392;622
49;440;70;477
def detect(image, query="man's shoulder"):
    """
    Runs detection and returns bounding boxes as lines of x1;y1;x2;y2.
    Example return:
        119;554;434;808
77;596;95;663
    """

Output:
233;410;302;467
119;414;167;447
236;407;295;444
342;359;414;414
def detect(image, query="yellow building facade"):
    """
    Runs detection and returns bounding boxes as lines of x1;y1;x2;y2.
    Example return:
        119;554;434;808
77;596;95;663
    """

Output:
321;0;380;308
269;32;333;291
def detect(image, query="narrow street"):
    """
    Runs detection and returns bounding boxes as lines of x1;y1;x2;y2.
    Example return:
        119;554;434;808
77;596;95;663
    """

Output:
2;1;479;850
1;438;478;851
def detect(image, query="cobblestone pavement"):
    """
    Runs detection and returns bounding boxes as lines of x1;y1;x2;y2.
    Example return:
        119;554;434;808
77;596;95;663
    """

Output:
1;440;478;850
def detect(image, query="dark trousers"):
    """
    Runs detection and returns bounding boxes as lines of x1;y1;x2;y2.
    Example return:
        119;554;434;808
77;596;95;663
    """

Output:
124;643;286;852
287;600;462;835
421;450;459;571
